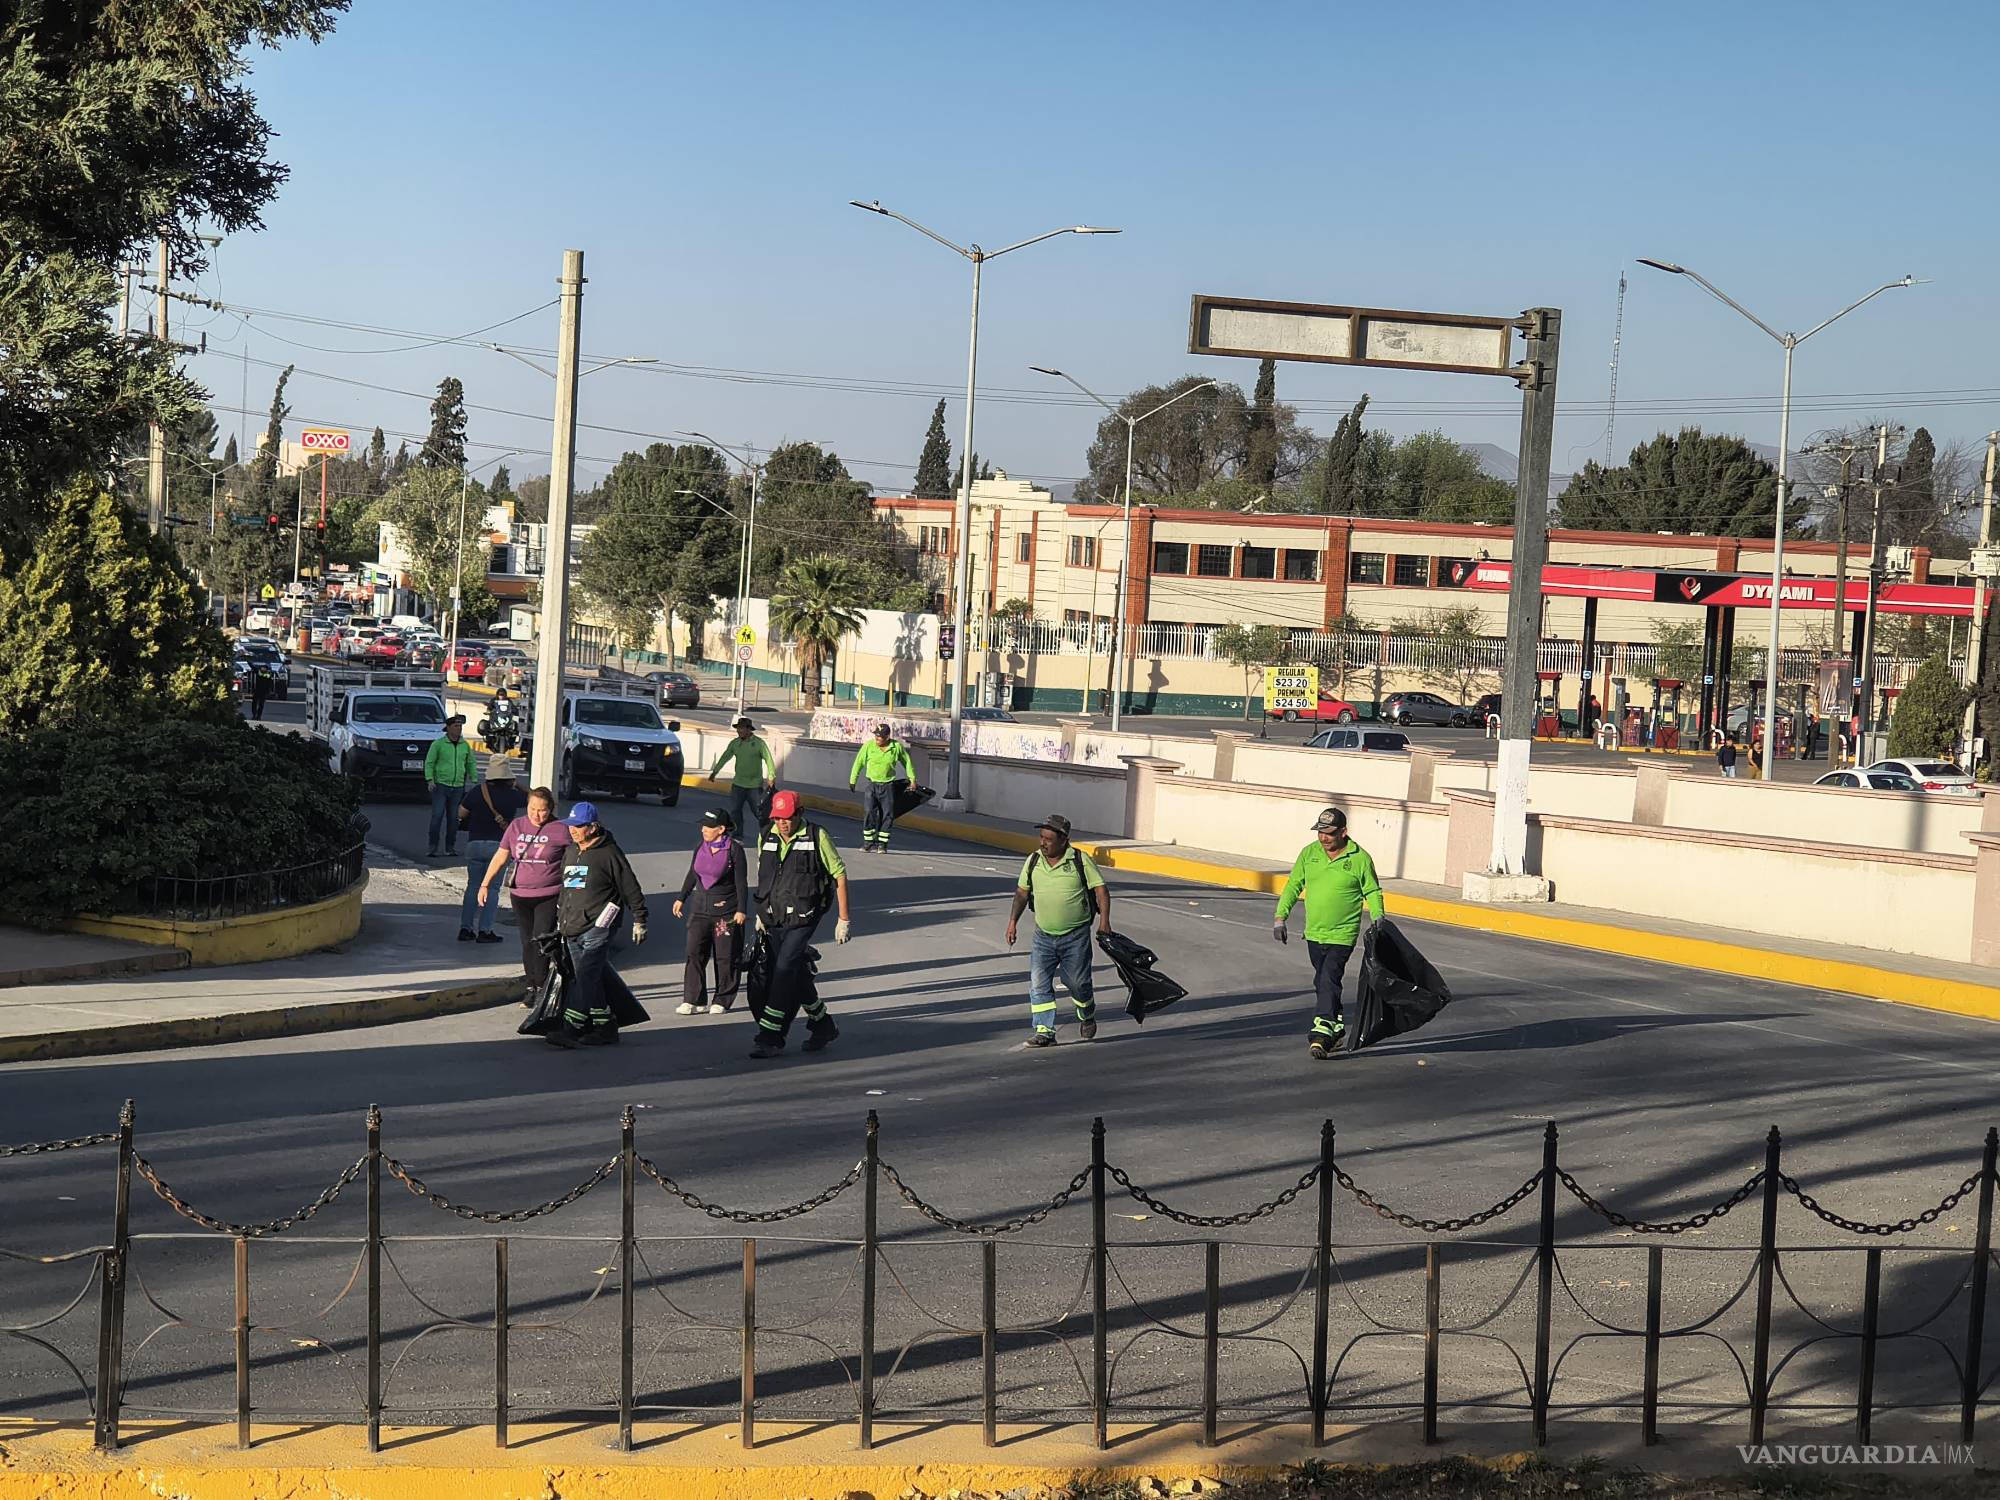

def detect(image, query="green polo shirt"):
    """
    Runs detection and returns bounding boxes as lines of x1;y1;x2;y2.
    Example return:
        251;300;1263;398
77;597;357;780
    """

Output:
1275;838;1385;946
710;735;774;785
850;739;914;784
1017;847;1105;937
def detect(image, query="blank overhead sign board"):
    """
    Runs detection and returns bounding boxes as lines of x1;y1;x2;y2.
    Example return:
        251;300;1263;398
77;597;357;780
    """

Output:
1189;294;1516;378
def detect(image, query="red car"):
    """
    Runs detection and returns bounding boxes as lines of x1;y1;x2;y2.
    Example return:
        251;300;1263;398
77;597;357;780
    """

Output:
1269;691;1359;724
362;633;406;663
449;642;488;680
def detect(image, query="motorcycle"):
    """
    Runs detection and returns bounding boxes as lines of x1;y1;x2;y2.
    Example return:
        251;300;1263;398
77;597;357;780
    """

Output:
480;703;520;755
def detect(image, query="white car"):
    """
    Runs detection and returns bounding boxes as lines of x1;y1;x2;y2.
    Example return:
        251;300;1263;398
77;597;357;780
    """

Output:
1860;758;1977;795
1814;770;1923;793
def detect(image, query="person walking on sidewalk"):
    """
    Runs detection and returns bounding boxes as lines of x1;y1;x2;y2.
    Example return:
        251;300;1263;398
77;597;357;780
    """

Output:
458;756;526;943
748;790;851;1059
551;802;648;1047
710;717;775;841
478;785;571;1005
1272;806;1385;1059
848;722;915;854
1716;737;1739;778
1005;813;1111;1048
425;715;477;858
674;809;748;1015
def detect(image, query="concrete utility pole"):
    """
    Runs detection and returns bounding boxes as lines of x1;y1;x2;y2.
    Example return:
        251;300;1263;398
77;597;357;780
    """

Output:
1804;437;1862;758
146;234;170;534
531;250;586;783
1963;431;1999;765
1489;309;1561;886
1856;424;1894;756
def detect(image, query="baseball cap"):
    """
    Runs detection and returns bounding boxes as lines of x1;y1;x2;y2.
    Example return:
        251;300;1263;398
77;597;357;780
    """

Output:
700;808;731;829
1311;806;1347;832
768;790;799;818
563;801;600;827
1036;813;1072;837
873;722;892;736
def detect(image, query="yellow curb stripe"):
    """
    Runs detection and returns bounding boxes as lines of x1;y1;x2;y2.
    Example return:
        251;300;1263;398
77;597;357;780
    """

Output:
0;978;519;1066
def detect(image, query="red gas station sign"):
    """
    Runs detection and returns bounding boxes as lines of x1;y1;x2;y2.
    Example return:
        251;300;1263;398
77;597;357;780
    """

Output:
1439;560;1973;617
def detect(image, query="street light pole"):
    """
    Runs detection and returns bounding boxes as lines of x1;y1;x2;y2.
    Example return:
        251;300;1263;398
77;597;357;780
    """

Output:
1637;259;1918;778
1030;369;1216;730
850;200;1120;806
684;433;769;713
530;250;587;784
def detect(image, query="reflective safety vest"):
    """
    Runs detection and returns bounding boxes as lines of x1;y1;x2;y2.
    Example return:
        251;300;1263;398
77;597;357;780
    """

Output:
756;821;836;928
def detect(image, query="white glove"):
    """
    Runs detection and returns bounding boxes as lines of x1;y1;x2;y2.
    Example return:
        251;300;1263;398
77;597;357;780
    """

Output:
630;922;648;945
835;918;851;944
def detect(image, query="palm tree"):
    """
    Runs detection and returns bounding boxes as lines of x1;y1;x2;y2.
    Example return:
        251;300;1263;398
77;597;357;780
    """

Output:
770;556;866;708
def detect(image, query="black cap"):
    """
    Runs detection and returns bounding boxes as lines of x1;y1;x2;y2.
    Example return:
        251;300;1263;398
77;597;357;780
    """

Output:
1311;806;1347;832
1036;813;1072;837
873;722;892;736
700;808;732;830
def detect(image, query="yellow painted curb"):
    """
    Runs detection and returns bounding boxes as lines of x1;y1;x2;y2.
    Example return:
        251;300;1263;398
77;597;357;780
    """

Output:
0;976;518;1065
712;775;1999;1024
65;873;367;967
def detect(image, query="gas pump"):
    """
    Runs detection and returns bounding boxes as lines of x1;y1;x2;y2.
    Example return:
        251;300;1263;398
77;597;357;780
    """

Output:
1653;679;1683;750
1535;671;1563;738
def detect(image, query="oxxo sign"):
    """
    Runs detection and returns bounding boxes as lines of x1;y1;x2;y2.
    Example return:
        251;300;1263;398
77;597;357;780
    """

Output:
299;428;350;454
1262;665;1319;715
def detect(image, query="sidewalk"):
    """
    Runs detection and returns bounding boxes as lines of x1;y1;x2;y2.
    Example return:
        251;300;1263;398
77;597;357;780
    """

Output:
711;773;2000;1025
0;850;519;1064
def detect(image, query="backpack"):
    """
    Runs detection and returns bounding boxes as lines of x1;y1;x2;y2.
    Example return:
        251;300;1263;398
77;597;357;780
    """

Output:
1019;847;1088;911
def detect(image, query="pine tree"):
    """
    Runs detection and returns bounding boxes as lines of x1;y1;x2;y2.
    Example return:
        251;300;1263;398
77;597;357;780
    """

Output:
245;365;294;508
420;377;468;469
221;434;239;468
387;442;412;484
971;454;994;482
1885;426;1944;548
1887;653;1968;760
912;399;954;499
489;463;513;501
1319;395;1370;512
366;427;387;491
1245;358;1279;490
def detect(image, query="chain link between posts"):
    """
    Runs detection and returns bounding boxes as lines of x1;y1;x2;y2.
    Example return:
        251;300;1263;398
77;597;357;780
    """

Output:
1108;1162;1323;1229
1335;1163;1544;1234
384;1155;618;1223
881;1160;1092;1236
1780;1170;1985;1236
1557;1167;1766;1235
0;1132;118;1158
132;1154;367;1238
639;1157;864;1223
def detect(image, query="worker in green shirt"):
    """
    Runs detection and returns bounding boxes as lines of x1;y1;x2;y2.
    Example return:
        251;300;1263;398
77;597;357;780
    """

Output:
710;716;775;839
424;714;477;858
1272;806;1384;1058
848;722;915;854
1005;813;1110;1048
748;790;852;1060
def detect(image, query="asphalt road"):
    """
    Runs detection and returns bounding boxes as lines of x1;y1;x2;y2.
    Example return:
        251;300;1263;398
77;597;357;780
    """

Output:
4;792;1994;1431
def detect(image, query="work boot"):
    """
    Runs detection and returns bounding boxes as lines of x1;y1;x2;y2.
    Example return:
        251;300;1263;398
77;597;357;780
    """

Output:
802;1017;839;1053
1027;1031;1056;1048
578;1028;618;1047
1309;1039;1331;1060
543;1029;580;1050
458;927;475;942
1078;1019;1098;1042
748;1034;786;1060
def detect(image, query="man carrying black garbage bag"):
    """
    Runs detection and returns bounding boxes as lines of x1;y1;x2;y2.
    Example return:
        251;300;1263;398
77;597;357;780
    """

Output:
747;790;852;1060
549;801;649;1048
1272;805;1384;1060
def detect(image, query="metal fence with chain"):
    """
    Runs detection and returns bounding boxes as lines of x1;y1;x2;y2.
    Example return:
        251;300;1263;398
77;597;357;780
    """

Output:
1557;1166;1766;1235
132;1152;367;1238
639;1156;863;1224
0;1131;117;1158
882;1159;1091;1235
1780;1168;1987;1236
384;1154;618;1224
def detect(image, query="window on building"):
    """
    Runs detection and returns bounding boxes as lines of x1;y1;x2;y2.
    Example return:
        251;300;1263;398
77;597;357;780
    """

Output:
1282;549;1320;582
1392;554;1431;587
1016;532;1032;563
1196;543;1233;577
1067;534;1097;568
1349;551;1386;585
1152;541;1190;574
1240;545;1276;580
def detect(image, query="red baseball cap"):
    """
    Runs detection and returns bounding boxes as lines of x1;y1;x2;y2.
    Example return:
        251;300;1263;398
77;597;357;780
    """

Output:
768;790;799;818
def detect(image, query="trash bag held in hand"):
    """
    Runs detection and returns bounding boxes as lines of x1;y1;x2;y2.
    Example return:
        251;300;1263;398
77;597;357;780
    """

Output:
1343;918;1452;1053
1095;928;1188;1024
518;933;651;1035
890;782;934;821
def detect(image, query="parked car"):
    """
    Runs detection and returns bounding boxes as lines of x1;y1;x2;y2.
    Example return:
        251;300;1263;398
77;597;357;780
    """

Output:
1306;727;1411;753
486;643;532;689
963;706;1016;722
1382;691;1473;728
1268;692;1358;724
558;691;685;805
448;640;488;680
1860;758;1976;795
1472;693;1502;724
341;626;383;659
307;618;340;651
400;641;447;671
646;669;702;708
362;633;406;664
1813;770;1923;792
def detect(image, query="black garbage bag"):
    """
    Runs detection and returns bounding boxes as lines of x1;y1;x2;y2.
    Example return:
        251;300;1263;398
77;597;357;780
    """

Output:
518;932;651;1036
744;928;820;1018
1094;929;1188;1024
1343;918;1451;1053
890;781;934;820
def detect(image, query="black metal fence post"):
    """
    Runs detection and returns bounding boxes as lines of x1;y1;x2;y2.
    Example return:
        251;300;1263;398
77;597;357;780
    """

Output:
740;1237;756;1449
1749;1126;1782;1445
234;1236;251;1449
860;1110;879;1450
1642;1246;1662;1445
92;1099;133;1453
981;1239;997;1448
1533;1122;1557;1447
1857;1246;1881;1443
1311;1119;1333;1449
366;1103;381;1452
1422;1243;1441;1445
1961;1126;1997;1442
1091;1116;1108;1451
1202;1240;1220;1448
495;1238;510;1449
618;1106;635;1453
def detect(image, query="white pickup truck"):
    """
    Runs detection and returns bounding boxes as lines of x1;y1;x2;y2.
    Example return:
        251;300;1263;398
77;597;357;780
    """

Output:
306;665;450;786
525;678;684;805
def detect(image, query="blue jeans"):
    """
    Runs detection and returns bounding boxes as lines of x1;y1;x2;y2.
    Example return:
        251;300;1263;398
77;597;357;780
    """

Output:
428;784;467;853
1028;924;1095;1034
726;783;766;841
461;839;501;932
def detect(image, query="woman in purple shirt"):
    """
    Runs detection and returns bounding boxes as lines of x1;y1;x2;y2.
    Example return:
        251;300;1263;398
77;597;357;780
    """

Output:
477;785;573;1004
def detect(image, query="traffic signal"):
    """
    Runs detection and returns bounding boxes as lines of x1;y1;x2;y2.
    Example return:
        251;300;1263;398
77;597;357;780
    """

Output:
314;519;327;540
265;513;280;535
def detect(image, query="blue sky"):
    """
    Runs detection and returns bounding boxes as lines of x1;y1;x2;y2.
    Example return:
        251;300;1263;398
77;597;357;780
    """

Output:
184;0;1999;498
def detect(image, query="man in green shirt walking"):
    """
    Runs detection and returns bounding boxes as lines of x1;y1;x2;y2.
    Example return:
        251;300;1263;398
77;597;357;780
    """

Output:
424;714;477;858
848;722;915;854
1006;813;1111;1048
710;716;775;840
1272;806;1385;1058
